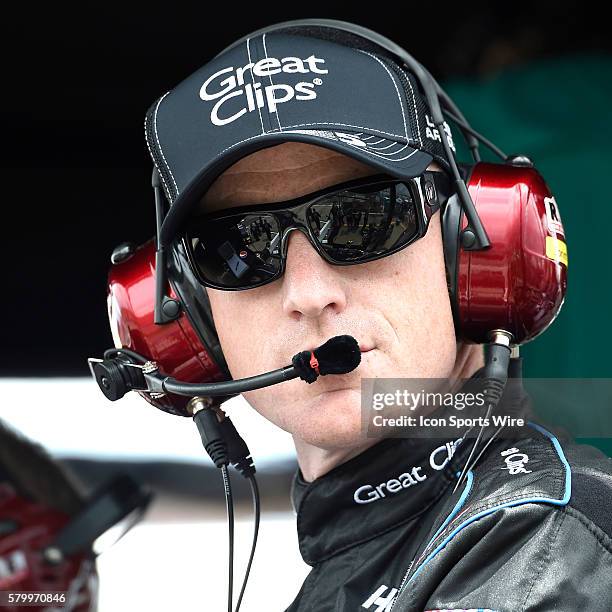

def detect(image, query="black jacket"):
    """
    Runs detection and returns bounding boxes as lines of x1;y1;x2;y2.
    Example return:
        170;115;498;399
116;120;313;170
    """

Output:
286;370;612;611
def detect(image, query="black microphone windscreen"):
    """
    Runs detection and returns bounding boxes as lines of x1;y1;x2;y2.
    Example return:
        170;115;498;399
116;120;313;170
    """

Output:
313;335;361;375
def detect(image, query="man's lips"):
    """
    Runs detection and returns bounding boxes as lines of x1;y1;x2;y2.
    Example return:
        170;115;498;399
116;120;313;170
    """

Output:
303;344;375;393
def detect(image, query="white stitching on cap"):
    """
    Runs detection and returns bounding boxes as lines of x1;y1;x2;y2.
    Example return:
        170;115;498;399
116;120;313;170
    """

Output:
402;67;423;147
151;91;178;195
365;145;416;158
144;115;172;197
367;140;398;151
362;51;423;148
358;50;411;153
266;122;407;139
246;37;265;135
216;134;266;155
363;148;418;162
215;131;420;163
364;140;422;156
262;34;282;131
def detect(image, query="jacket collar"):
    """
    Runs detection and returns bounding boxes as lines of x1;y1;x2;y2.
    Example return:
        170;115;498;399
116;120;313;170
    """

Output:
291;433;473;565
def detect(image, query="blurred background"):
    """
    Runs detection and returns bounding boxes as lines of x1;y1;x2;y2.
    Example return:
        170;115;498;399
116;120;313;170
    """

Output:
1;2;611;610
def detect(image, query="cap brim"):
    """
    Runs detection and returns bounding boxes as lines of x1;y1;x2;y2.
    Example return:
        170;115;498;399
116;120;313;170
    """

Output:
159;129;432;245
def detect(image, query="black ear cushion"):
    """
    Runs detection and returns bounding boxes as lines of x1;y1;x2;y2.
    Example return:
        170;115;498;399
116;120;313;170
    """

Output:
168;242;232;379
441;193;462;337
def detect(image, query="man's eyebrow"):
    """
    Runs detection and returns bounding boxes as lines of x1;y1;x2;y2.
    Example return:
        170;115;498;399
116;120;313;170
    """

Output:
188;199;286;223
189;173;401;222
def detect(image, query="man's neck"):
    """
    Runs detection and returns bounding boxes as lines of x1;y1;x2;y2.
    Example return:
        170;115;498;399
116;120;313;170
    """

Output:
293;342;486;482
293;436;382;483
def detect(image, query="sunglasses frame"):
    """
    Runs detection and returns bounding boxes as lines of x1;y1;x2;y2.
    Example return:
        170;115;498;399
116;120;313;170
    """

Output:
181;172;448;291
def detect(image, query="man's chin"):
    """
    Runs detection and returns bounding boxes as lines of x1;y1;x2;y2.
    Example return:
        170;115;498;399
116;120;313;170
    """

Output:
290;387;375;449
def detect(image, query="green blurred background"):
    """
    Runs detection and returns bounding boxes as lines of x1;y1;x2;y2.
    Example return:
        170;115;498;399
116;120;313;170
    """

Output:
447;55;612;454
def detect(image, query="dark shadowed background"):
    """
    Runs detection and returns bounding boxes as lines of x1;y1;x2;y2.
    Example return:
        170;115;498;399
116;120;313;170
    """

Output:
2;2;611;460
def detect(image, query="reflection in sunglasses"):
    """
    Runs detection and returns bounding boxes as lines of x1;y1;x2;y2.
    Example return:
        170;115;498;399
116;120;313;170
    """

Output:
185;177;432;288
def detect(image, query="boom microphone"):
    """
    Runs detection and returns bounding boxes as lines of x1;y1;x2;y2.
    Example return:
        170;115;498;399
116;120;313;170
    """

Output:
89;335;362;401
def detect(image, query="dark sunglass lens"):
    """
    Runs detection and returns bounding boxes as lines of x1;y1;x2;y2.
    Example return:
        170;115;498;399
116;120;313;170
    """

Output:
308;183;418;262
187;213;282;288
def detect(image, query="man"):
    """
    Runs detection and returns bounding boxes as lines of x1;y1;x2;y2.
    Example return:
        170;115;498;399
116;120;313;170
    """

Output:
198;142;477;479
145;21;612;611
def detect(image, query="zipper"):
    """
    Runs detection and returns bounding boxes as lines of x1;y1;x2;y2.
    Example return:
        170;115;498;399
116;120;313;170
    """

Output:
389;557;416;610
390;465;472;610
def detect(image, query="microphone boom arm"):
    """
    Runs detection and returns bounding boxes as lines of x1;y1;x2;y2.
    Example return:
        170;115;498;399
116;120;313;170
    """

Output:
89;335;361;402
147;365;298;397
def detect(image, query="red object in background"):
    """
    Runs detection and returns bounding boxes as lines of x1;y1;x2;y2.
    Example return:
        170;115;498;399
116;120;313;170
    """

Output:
0;484;97;612
457;163;567;344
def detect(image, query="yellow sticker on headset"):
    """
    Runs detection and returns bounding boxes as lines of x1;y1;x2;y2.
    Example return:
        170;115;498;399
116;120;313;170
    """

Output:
546;235;568;267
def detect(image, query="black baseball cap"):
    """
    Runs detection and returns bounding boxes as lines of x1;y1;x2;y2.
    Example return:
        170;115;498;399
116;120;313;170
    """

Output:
145;26;456;245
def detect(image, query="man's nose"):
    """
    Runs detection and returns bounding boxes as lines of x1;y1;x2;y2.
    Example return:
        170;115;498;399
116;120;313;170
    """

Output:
281;229;348;320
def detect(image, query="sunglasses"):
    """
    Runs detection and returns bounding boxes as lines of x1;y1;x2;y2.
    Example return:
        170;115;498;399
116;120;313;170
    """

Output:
182;172;452;291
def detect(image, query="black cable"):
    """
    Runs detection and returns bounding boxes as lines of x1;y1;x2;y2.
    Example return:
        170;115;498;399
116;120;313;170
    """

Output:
468;423;505;469
190;407;231;610
103;347;147;364
163;366;297;397
452;341;512;493
235;474;260;612
442;109;507;161
452;400;494;493
420;66;481;163
221;465;234;612
455;357;524;484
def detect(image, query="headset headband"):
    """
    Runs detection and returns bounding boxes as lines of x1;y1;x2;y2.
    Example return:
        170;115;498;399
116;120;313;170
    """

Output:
150;18;502;323
211;18;493;248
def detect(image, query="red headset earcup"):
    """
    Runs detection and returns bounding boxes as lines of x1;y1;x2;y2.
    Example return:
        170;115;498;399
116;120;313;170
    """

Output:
107;240;231;416
443;162;567;345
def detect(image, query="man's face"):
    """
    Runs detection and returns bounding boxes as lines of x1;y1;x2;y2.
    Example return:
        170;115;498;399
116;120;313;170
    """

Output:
200;142;457;450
